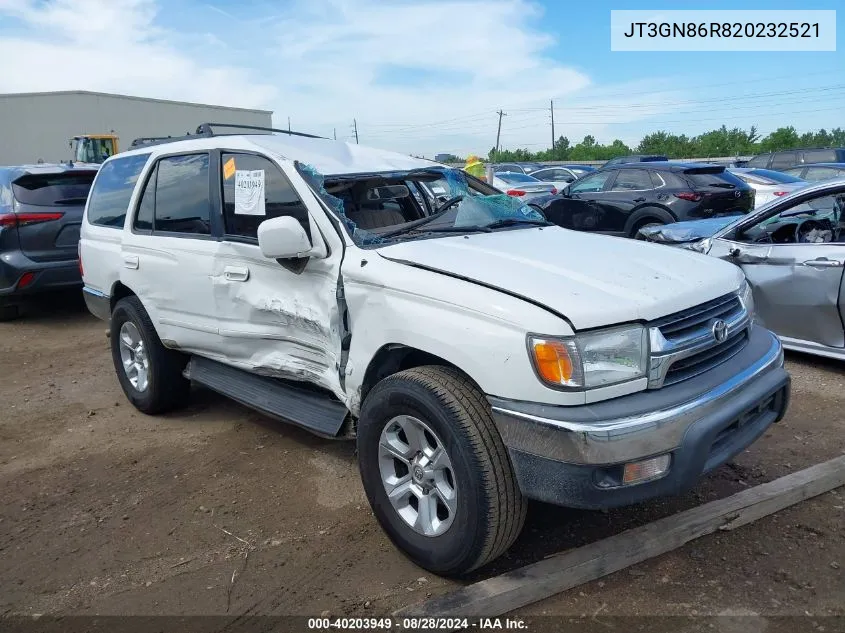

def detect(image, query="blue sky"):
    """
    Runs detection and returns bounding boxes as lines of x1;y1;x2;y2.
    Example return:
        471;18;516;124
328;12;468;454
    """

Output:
0;0;842;157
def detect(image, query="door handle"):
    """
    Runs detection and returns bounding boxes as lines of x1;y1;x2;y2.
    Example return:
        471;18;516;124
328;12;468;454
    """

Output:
122;254;139;270
223;265;250;282
633;197;646;203
801;258;842;268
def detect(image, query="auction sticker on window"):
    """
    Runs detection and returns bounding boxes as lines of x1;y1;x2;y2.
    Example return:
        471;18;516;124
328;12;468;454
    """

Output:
611;10;835;51
234;170;265;216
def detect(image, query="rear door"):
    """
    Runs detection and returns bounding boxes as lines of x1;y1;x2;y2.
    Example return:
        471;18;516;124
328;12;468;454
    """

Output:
120;152;222;355
594;168;655;232
11;169;97;262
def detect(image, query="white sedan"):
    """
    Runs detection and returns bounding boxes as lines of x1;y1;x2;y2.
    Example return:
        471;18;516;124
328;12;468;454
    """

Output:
728;168;807;208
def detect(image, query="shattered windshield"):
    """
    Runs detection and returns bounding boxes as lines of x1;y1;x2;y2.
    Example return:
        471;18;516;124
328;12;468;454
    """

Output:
296;164;548;247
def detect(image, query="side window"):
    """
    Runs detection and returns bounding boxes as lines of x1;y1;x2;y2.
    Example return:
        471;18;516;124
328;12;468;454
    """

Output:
803;149;836;163
221;153;310;240
740;192;845;244
770;151;798;170
133;163;156;231
570;170;613;194
746;154;771;169
804;167;840;181
610;169;652;191
781;167;806;179
154;154;211;235
85;153;150;228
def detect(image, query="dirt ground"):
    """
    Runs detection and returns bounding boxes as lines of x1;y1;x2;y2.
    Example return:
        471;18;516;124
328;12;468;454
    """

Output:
1;296;843;620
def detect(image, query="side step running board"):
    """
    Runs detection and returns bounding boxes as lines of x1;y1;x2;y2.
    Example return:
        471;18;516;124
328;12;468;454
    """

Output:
186;356;350;439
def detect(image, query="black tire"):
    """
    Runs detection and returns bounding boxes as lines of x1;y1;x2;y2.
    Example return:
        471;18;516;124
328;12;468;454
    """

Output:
110;296;189;414
357;365;526;576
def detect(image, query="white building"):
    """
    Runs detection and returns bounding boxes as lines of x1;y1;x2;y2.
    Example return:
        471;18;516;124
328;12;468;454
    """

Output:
0;90;273;165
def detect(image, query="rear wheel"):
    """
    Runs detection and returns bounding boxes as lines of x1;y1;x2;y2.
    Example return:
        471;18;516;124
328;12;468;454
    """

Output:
357;366;526;576
110;296;189;414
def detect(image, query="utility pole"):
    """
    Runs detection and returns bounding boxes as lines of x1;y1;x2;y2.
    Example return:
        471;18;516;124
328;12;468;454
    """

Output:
550;99;555;150
495;110;506;154
288;116;291;133
333;128;337;140
352;118;359;144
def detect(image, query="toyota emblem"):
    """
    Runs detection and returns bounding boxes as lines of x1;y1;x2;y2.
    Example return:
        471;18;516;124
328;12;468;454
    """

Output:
712;319;729;343
734;190;741;198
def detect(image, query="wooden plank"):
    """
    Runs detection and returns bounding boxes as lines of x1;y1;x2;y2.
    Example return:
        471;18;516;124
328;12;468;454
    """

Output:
397;455;845;618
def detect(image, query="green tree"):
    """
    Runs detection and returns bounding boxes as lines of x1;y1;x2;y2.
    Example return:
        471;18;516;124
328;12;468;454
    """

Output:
759;127;800;152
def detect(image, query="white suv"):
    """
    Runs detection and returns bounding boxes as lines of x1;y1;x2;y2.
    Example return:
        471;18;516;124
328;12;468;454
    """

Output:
80;126;790;576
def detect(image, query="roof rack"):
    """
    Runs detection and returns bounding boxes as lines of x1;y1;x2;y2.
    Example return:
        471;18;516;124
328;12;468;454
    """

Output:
128;122;326;149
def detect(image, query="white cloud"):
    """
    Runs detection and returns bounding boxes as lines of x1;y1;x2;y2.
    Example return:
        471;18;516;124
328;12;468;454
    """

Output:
0;0;278;107
0;0;687;156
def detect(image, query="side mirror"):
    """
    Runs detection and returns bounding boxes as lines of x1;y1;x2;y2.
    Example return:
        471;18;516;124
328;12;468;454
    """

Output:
561;185;571;197
257;216;326;259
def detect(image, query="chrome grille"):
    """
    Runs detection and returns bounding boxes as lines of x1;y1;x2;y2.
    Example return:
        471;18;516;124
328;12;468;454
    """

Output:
648;292;751;389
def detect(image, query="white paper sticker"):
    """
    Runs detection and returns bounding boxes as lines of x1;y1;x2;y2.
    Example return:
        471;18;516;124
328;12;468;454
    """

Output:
234;170;265;216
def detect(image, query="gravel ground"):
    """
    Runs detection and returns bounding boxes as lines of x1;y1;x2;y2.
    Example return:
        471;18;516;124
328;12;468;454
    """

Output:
1;297;842;620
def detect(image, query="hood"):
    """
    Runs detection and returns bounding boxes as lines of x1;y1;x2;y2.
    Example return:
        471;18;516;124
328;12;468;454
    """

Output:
377;226;743;330
637;216;741;244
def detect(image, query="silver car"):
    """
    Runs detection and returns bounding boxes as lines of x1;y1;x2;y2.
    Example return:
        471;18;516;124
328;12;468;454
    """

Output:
642;178;845;361
728;168;808;207
491;171;557;200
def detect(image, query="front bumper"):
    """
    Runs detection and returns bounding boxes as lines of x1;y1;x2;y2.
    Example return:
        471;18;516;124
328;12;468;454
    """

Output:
489;327;789;509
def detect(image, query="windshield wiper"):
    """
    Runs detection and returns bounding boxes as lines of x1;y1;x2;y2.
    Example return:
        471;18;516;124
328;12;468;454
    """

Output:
483;218;552;229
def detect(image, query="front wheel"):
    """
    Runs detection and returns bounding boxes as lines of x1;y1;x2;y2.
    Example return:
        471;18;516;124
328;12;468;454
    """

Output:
357;366;526;576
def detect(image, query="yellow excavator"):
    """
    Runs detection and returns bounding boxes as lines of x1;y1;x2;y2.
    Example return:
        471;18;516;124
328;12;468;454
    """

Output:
69;133;119;164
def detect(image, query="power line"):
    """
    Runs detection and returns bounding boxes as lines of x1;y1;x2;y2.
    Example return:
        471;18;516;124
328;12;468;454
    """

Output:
358;74;842;133
364;92;845;143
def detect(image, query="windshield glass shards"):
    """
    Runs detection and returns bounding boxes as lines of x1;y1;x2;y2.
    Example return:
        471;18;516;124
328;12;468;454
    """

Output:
296;164;548;248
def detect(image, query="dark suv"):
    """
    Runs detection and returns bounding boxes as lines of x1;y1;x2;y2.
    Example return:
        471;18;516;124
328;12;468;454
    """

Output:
530;162;754;238
0;164;98;319
747;148;845;171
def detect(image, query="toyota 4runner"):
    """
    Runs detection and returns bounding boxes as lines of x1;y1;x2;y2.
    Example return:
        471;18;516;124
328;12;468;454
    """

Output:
80;124;790;576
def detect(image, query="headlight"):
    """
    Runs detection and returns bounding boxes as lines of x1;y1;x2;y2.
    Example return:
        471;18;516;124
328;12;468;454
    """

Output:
529;325;648;390
739;278;755;322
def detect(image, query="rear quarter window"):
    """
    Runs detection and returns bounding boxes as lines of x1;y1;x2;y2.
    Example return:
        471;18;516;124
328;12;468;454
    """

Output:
12;172;96;206
86;154;151;228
